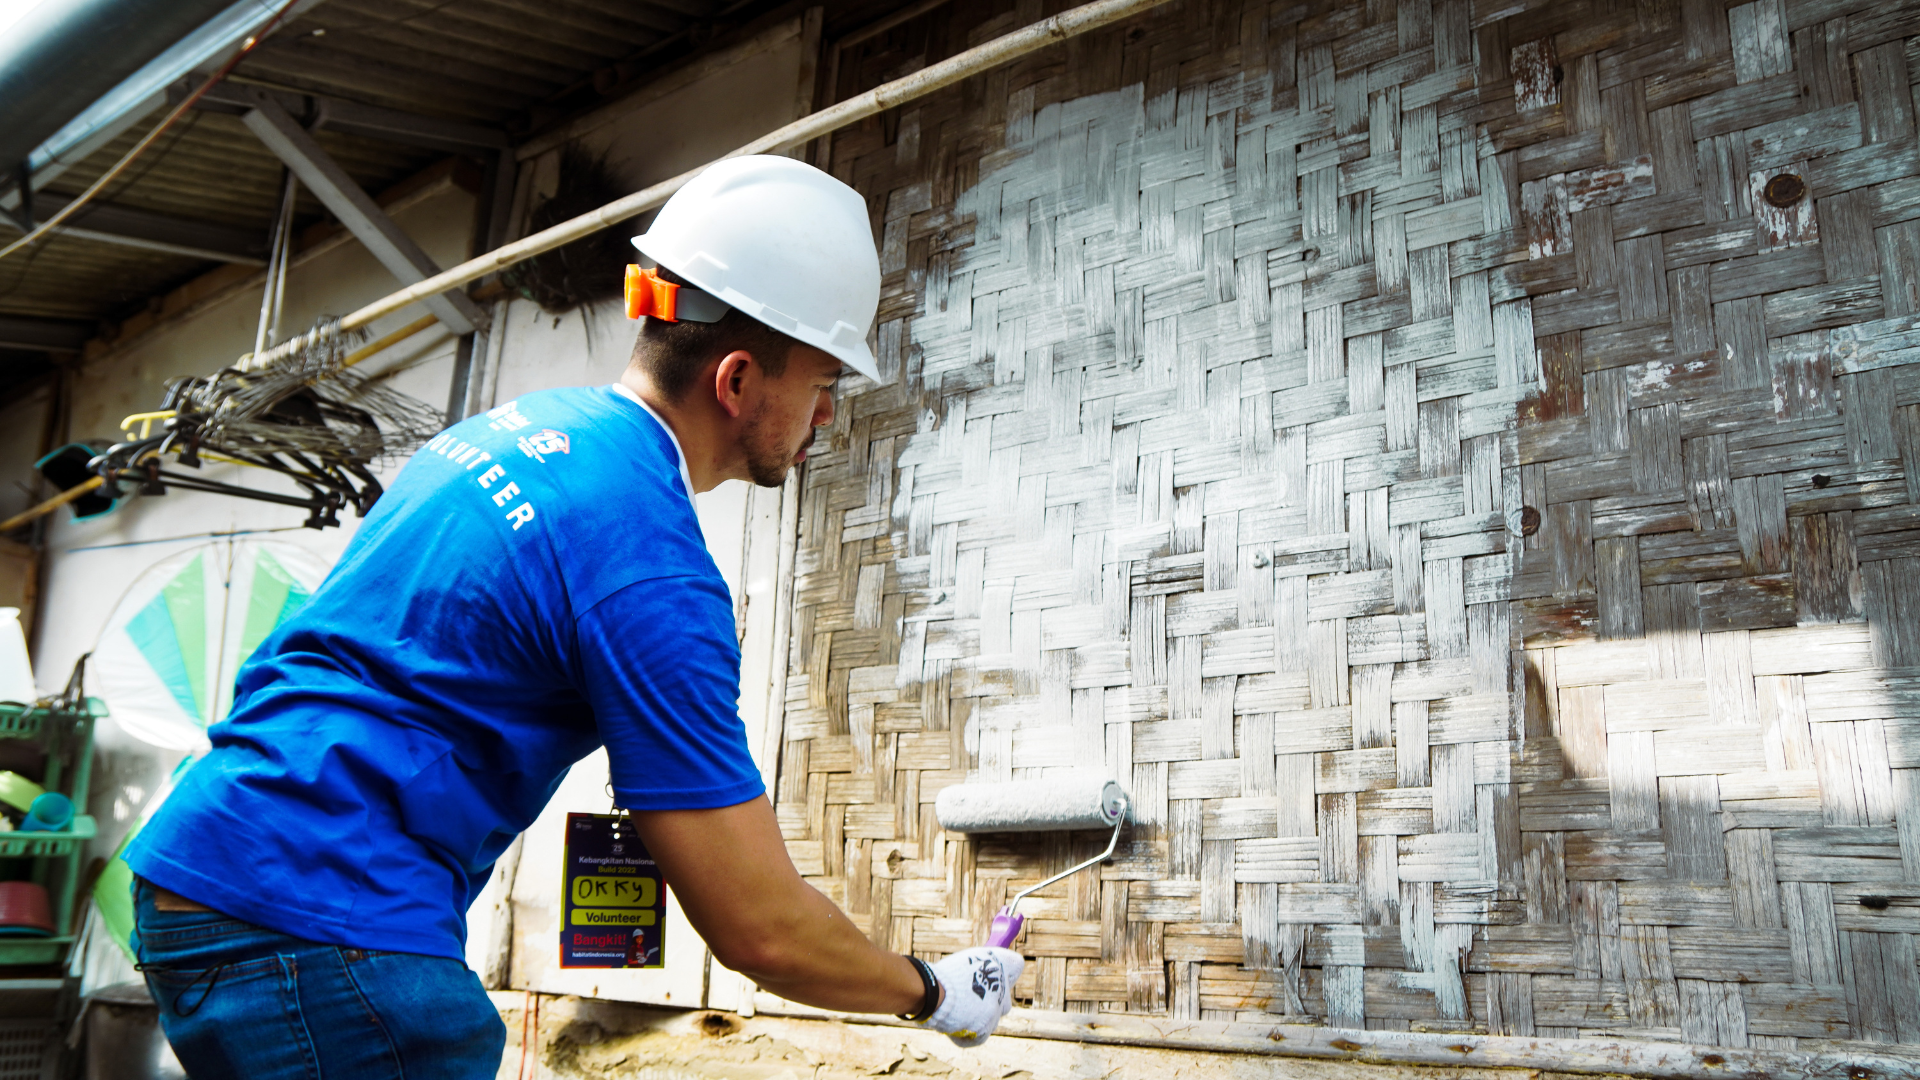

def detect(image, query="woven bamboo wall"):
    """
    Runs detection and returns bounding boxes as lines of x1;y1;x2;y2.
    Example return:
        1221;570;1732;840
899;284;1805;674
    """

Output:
771;0;1920;1049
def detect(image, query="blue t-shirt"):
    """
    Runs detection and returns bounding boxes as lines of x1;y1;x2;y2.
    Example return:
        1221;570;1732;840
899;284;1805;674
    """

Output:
126;386;765;959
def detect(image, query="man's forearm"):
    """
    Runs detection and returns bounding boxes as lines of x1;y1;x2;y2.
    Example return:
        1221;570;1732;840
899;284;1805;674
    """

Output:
734;882;933;1014
631;799;938;1016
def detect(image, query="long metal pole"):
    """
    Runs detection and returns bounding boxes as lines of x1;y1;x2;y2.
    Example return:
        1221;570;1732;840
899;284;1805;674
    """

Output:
252;168;296;357
267;173;297;346
240;0;1176;371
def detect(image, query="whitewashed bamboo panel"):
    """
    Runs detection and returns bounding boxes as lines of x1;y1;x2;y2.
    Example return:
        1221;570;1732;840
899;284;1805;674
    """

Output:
770;0;1920;1053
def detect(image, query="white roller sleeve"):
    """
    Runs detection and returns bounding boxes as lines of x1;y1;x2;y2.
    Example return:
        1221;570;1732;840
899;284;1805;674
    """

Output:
934;778;1128;833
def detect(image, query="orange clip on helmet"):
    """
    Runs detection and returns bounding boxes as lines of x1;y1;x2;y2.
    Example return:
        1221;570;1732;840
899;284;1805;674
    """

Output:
624;156;884;380
625;265;680;321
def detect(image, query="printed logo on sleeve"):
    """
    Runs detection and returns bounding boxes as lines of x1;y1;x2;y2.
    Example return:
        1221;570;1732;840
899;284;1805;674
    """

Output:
518;429;570;463
424;432;493;473
486;401;532;432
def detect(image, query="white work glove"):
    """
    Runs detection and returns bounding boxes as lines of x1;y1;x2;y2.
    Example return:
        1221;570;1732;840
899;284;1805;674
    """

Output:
921;947;1025;1047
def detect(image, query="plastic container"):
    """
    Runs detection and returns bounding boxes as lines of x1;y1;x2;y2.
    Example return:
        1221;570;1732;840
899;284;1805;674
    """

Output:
0;609;32;706
0;772;43;816
0;882;53;936
19;793;70;833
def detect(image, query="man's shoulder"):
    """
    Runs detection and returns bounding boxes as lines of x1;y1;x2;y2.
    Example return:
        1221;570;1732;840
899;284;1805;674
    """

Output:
468;386;624;443
369;385;678;544
452;388;710;574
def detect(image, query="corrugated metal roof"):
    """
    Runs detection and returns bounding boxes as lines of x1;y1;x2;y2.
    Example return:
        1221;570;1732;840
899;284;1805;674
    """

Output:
0;0;763;393
10;111;427;320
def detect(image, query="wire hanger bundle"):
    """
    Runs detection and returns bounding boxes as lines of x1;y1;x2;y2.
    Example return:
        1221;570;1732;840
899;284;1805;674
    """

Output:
91;317;444;528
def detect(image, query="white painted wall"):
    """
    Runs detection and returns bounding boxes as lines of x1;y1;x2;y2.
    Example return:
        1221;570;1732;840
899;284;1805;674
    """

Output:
31;179;474;994
34;181;475;863
21;9;819;1007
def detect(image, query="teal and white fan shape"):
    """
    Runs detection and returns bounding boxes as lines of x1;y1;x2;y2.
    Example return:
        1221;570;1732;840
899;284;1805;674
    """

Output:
93;540;332;749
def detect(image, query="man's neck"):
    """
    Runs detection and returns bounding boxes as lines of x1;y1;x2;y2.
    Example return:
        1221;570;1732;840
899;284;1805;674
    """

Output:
620;369;721;493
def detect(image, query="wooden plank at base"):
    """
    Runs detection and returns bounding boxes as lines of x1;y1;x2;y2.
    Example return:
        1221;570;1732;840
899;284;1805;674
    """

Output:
732;1001;1920;1079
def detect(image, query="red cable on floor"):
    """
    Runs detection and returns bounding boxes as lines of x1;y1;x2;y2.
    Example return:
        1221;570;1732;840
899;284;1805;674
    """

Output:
518;990;540;1080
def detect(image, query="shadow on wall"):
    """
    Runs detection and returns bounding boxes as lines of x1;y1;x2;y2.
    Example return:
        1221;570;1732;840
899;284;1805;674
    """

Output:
1513;348;1920;1047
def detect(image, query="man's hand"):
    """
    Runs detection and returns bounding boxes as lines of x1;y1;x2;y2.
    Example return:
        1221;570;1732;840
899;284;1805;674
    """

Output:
631;797;930;1016
920;947;1025;1046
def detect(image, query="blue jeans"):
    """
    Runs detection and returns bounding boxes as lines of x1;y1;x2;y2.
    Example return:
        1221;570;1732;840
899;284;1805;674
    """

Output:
132;879;506;1080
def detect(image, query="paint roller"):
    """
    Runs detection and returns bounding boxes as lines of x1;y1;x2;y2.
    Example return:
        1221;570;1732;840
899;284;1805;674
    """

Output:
935;777;1130;948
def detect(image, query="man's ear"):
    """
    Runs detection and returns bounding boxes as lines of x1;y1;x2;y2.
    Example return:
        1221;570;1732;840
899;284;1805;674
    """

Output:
713;350;754;419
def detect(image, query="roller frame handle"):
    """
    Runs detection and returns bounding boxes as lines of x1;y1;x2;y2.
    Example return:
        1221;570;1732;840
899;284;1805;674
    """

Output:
978;814;1126;951
986;906;1024;949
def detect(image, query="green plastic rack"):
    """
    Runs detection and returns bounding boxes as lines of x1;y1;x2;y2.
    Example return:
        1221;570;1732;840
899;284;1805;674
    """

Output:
0;699;98;967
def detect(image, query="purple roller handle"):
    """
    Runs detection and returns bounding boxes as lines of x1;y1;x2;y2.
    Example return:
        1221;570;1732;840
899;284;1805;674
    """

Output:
986;906;1024;948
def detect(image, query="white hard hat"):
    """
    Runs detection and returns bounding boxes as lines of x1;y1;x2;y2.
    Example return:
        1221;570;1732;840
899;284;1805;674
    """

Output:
633;155;885;383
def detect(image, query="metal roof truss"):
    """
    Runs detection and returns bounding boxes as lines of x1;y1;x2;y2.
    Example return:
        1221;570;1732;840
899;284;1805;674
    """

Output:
235;84;487;335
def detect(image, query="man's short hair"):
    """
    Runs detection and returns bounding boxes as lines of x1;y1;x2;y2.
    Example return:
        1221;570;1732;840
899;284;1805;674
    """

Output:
629;266;797;400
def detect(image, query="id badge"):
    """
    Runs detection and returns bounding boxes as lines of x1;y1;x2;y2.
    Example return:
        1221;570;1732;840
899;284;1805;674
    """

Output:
560;812;666;968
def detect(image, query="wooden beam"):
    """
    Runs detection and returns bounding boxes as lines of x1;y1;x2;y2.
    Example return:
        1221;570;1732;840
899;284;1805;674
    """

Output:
501;994;1920;1080
0;476;101;535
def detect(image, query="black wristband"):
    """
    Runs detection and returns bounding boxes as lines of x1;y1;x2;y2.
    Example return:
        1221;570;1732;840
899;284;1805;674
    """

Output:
896;954;939;1022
